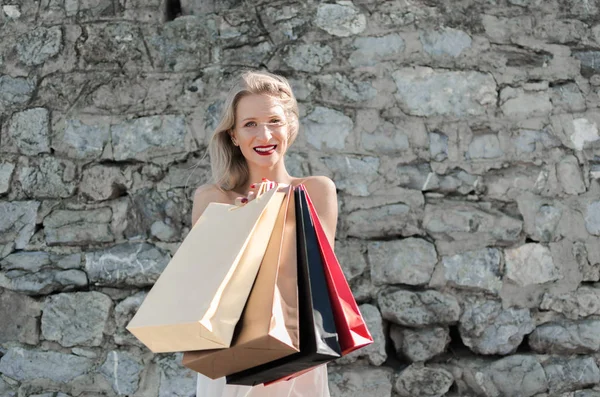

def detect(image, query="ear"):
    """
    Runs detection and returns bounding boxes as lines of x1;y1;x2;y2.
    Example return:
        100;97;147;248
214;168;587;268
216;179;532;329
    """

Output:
228;130;238;146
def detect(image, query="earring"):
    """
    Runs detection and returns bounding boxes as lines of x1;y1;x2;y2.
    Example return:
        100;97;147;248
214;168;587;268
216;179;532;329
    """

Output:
231;137;238;146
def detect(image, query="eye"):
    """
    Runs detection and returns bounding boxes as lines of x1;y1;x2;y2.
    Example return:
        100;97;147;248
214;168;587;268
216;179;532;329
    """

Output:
244;121;257;127
270;118;282;124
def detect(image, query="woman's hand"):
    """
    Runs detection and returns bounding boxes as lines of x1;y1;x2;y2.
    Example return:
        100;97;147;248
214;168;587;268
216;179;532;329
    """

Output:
234;178;275;206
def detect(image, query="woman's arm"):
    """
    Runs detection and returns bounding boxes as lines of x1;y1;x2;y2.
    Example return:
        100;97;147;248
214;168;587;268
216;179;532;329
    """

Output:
301;176;338;246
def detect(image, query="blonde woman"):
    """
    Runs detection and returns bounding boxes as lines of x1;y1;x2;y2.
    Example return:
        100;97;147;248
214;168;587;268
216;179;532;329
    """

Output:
192;70;336;396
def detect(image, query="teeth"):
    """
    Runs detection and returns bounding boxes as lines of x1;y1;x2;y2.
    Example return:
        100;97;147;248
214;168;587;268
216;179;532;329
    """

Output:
255;145;276;152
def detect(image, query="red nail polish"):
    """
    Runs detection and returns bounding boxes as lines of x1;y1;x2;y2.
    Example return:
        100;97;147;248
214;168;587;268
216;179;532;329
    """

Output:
241;197;248;203
262;178;267;181
250;184;256;188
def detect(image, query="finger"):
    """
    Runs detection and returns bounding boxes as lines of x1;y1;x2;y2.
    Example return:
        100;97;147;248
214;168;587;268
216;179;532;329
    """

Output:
234;196;248;206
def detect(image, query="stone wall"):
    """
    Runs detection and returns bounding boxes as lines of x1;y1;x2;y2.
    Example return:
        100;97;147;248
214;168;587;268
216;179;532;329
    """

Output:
1;0;600;396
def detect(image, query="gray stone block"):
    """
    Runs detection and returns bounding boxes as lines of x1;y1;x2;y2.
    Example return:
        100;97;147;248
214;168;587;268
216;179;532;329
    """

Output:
543;356;600;394
392;67;497;118
390;325;450;362
482;355;548;397
0;201;39;249
41;291;112;347
44;208;114;246
18;157;77;199
111;115;190;162
100;350;144;395
585;201;600;236
459;298;534;355
329;365;393;397
504;243;561;286
394;364;454;397
315;2;366;37
420;27;472;57
284;43;333;72
0;75;36;109
529;319;600;354
541;287;600;320
0;162;15;194
85;242;170;287
156;353;197;397
0;287;41;345
441;248;502;293
378;288;460;327
349;34;405;67
369;238;438;286
0;347;94;382
302;107;353;151
5;108;50;155
16;26;62;66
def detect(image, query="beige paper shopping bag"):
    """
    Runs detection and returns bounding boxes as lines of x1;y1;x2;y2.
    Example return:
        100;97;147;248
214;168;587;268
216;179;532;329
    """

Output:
127;184;286;353
182;187;300;378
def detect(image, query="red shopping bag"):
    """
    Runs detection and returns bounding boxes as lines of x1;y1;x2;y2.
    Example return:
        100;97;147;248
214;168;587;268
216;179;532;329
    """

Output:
265;185;373;385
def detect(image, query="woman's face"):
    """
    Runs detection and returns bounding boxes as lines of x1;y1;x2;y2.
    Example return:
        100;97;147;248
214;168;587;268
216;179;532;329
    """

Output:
232;94;290;169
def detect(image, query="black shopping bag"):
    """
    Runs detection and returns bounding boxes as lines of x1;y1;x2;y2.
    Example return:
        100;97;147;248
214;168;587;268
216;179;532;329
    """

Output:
226;187;341;386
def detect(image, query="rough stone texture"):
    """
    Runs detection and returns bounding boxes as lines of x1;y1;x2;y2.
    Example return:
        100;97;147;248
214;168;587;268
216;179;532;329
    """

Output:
420;27;472;57
504;243;562;286
80;165;130;201
44;208;114;245
529;320;600;354
53;118;110;160
100;350;144;395
85;243;170;287
315;2;366;37
481;355;548;397
41;291;112;347
329;365;393;397
349;34;404;67
394;364;454;397
390;325;450;362
111;115;192;162
368;238;438;286
16;26;62;66
156;353;197;397
423;201;523;252
0;201;39;250
0;287;41;345
540;287;600;319
303;107;353;151
114;291;147;346
5;108;50;155
440;248;502;293
0;162;15;194
378;288;460;327
557;155;586;195
18;157;77;199
284;43;333;72
3;0;600;393
459;298;535;355
392;67;496;118
0;347;94;382
0;75;36;110
543;356;600;394
585;201;600;236
337;304;386;366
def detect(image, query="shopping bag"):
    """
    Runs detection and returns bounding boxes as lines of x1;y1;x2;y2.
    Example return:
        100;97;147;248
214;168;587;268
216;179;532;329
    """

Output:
181;185;300;378
225;187;341;386
301;184;373;354
263;185;374;385
126;183;286;353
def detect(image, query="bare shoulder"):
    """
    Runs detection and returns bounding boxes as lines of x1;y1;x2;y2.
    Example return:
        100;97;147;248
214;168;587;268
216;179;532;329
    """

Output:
297;175;337;197
191;183;230;224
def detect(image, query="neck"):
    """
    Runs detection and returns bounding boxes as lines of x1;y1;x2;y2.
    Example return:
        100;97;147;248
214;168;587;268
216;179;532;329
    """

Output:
245;161;293;191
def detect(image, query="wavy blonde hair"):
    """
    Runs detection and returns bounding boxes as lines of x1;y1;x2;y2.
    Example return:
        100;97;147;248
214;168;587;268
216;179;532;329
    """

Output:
208;70;299;191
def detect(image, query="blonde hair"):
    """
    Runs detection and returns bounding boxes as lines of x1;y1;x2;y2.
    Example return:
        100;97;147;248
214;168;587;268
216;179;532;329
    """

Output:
208;70;299;191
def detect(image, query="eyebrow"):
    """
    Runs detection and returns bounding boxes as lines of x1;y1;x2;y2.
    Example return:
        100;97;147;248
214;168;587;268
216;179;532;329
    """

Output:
240;115;283;122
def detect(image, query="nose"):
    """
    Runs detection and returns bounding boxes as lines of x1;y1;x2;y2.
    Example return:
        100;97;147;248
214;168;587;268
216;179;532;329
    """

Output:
255;123;273;141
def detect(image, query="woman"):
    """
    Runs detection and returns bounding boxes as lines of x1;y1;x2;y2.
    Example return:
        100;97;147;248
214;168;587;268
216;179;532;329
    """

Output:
192;70;337;396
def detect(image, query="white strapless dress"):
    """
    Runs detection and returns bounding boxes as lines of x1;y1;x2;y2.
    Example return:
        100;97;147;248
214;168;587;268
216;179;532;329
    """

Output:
195;364;330;397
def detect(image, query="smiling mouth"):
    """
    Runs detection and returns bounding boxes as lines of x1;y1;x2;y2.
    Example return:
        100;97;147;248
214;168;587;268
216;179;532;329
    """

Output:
253;145;277;155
